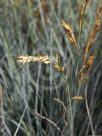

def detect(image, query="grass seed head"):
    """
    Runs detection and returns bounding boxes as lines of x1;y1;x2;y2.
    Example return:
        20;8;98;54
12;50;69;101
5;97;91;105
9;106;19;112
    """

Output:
61;20;78;48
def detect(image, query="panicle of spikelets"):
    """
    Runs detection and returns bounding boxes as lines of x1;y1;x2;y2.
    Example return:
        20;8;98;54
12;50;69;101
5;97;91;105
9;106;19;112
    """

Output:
79;54;95;82
79;4;102;83
83;4;102;64
61;20;78;48
72;96;84;101
86;55;95;65
79;71;87;82
53;53;64;72
53;63;64;72
16;55;64;72
78;0;90;32
16;55;51;64
94;4;102;32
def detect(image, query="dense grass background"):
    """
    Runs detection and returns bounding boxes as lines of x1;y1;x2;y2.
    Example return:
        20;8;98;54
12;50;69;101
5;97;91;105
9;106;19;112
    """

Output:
0;0;102;136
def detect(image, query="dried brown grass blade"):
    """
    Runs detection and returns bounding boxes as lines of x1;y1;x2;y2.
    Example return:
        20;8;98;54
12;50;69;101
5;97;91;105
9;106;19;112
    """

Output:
61;20;78;48
32;110;61;132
